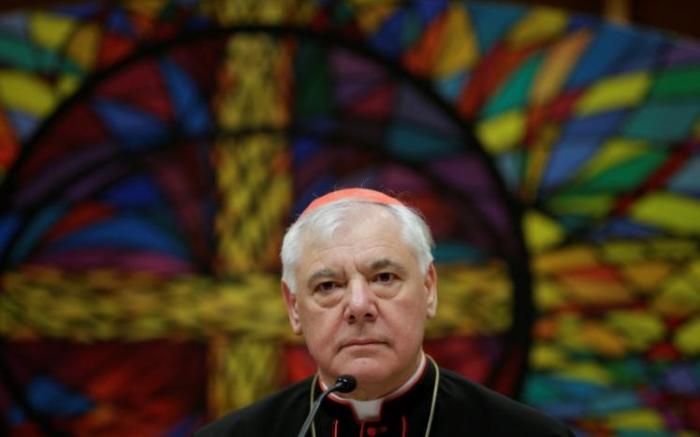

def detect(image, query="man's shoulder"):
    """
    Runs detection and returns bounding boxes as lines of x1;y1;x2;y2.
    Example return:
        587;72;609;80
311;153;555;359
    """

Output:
195;377;312;437
437;367;572;436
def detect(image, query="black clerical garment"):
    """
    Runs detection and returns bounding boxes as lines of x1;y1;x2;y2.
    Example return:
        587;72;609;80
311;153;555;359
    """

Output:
196;360;572;436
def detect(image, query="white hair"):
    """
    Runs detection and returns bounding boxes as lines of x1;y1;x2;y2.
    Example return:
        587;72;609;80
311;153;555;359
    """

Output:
280;198;434;293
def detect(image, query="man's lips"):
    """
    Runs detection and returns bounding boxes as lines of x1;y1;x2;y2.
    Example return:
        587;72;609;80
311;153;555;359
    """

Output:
341;339;387;349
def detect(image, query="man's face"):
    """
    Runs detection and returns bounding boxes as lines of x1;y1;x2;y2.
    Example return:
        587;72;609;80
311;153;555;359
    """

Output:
282;205;437;400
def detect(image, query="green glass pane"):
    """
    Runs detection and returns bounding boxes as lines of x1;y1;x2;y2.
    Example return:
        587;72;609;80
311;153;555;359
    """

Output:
402;10;422;47
649;66;700;98
623;100;700;142
497;150;524;193
557;214;590;232
434;241;485;263
482;53;543;118
565;151;667;194
294;44;332;117
0;35;81;74
333;2;354;24
547;193;613;218
386;123;462;160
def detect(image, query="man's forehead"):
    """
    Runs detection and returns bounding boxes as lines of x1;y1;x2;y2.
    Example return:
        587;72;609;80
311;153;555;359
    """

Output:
311;257;405;273
294;205;411;273
300;203;399;244
305;257;407;281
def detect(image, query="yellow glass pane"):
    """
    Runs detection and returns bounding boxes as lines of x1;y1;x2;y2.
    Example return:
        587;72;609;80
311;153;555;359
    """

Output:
0;71;55;115
580;323;626;357
507;7;567;47
524;209;565;253
432;4;478;77
605;311;664;352
29;12;75;50
534;246;597;273
621;262;672;292
476;110;525;153
654;276;700;318
649;239;696;259
632;193;700;235
558;273;633;305
535;279;568;310
57;74;81;98
67;23;100;70
600;241;646;263
576;138;648;182
353;2;398;33
576;71;652;116
522;124;559;202
675;316;700;355
124;0;165;17
548;194;613;218
530;344;568;369
531;30;593;105
606;409;664;431
558;362;611;384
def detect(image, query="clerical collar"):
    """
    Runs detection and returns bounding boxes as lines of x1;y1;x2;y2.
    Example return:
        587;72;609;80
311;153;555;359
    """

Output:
320;352;428;421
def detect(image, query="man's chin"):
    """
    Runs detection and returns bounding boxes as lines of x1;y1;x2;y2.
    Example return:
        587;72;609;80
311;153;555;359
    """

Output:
333;358;396;388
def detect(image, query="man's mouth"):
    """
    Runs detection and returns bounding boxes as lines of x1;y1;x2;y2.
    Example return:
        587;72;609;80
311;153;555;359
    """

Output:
342;339;386;349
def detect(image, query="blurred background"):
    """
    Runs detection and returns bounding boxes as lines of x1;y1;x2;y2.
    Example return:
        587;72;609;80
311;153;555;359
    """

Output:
0;0;698;435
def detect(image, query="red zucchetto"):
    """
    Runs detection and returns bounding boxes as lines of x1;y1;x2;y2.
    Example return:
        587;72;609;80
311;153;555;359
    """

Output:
301;188;404;217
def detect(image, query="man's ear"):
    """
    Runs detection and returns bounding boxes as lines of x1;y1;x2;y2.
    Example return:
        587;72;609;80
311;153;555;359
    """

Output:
424;263;438;318
282;281;302;335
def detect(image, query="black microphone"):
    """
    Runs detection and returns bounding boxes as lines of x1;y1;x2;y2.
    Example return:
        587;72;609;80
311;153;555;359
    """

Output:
297;375;357;437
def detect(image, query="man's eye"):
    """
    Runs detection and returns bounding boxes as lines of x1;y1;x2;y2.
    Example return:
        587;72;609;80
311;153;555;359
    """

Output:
315;281;339;293
374;272;396;283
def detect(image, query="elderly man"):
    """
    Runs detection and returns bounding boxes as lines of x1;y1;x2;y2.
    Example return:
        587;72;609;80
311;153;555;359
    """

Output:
198;188;572;436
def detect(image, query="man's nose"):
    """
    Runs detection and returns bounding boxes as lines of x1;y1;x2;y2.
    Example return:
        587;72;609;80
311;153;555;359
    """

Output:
345;279;377;323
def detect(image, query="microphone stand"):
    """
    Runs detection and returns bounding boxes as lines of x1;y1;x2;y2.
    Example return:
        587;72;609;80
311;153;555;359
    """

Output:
297;375;356;437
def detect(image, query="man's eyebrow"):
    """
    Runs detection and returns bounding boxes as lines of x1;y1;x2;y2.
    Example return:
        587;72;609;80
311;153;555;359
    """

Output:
307;268;338;286
368;258;407;273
